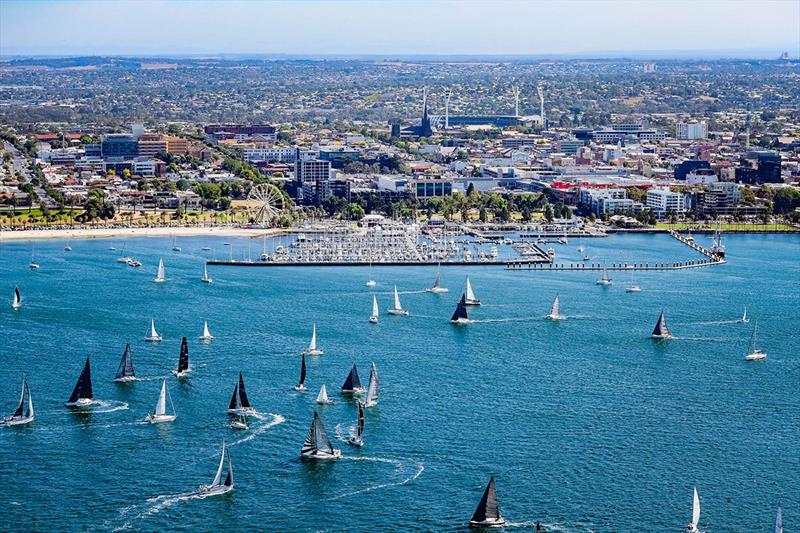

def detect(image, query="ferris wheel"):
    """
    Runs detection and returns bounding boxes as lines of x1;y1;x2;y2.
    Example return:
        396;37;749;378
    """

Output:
246;183;285;225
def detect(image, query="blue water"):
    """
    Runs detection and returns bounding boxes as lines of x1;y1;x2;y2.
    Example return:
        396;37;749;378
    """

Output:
0;233;798;532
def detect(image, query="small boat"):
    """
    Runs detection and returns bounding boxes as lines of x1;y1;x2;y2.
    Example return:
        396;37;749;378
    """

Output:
1;374;34;427
108;244;117;251
145;379;176;423
294;354;307;391
153;258;166;283
347;400;365;447
29;247;40;270
11;286;21;310
145;318;162;342
201;246;212;252
626;284;642;293
341;364;366;394
301;324;324;356
229;414;248;430
425;267;449;293
744;321;766;361
775;507;783;533
596;267;612;285
201;264;213;284
684;486;702;533
172;337;190;377
450;293;471;324
651;310;673;340
469;476;505;528
228;372;255;414
129;259;142;268
366;262;377;287
369;294;379;324
710;228;725;257
387;286;409;316
546;294;564;320
364;362;379;408
114;343;136;382
171;235;181;252
582;255;591;261
198;440;234;496
464;276;481;306
301;411;341;460
117;256;132;264
199;320;214;341
316;384;334;405
740;306;749;324
65;357;94;407
64;241;72;252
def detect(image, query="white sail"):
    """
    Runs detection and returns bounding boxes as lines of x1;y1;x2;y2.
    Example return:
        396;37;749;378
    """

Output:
550;295;561;318
466;277;476;301
202;264;212;283
150;319;159;338
316;384;329;404
775;507;783;533
202;321;213;339
692;487;701;527
154;258;165;282
365;363;379;407
211;441;226;487
372;295;379;317
393;286;402;310
25;383;34;418
155;380;168;416
309;324;317;351
742;306;748;323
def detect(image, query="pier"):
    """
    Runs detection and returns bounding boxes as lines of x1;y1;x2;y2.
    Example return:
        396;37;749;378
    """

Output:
667;229;722;260
505;259;725;271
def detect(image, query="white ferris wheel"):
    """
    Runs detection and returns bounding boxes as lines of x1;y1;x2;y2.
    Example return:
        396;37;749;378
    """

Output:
246;183;285;225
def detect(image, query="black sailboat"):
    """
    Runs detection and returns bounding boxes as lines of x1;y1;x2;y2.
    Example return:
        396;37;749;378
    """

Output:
173;336;190;376
228;372;253;413
301;411;341;460
66;356;94;406
341;363;364;394
348;400;365;446
294;354;307;391
469;476;505;527
114;343;136;382
450;293;470;324
651;310;673;339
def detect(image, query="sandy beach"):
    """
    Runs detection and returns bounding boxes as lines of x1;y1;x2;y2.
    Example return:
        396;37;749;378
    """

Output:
0;226;289;241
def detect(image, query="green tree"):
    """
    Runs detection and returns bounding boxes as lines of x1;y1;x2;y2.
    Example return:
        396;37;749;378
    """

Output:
544;204;554;223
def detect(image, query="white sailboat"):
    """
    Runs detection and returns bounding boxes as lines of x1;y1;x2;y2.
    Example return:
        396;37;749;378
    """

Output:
29;246;39;270
301;411;341;460
171;235;181;252
11;286;21;310
145;318;162;342
201;264;213;283
229;413;248;430
1;374;34;427
198;440;234;496
364;362;379;408
153;258;166;283
740;306;749;324
200;321;214;341
387;286;409;316
145;380;176;424
626;282;642;292
369;295;379;324
775;508;783;533
347;400;365;447
596;266;612;285
546;294;564;320
366;261;377;287
744;322;766;361
685;486;702;533
425;266;449;293
464;276;481;306
316;384;334;405
302;324;324;356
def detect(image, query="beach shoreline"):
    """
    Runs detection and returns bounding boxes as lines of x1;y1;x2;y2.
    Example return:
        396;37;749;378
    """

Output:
0;226;288;241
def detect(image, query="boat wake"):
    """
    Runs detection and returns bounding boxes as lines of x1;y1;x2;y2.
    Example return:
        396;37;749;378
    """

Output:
132;375;173;382
328;456;424;500
113;490;214;531
227;412;285;448
668;336;730;342
87;400;129;413
693;319;745;325
469;316;544;323
334;422;356;442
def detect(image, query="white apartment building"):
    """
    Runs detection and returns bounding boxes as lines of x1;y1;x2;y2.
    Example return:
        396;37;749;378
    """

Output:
646;186;686;218
243;147;296;163
676;122;708;140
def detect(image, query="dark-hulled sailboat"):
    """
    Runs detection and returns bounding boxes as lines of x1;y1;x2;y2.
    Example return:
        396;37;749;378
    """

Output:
1;374;34;426
228;372;254;414
301;411;341;460
347;400;365;447
172;336;190;377
114;343;136;382
450;293;471;324
294;354;307;391
66;356;94;406
341;364;365;394
469;476;505;528
651;310;673;340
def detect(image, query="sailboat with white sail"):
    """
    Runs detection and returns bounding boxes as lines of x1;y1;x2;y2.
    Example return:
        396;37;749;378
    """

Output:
201;264;213;284
366;261;377;287
740;306;749;324
11;287;21;310
316;384;334;405
546;294;564;320
229;414;248;430
114;343;136;382
153;258;166;283
369;295;379;324
145;318;162;342
301;411;341;460
684;486;702;533
199;321;214;341
1;374;34;427
775;508;783;533
744;321;767;361
596;266;612;285
651;311;673;340
294;354;307;391
347;400;365;447
469;476;505;528
364;362;379;408
145;379;176;423
198;440;234;496
171;235;181;252
626;282;642;292
425;266;449;293
228;372;255;414
450;293;471;324
65;357;94;407
387;286;409;316
341;364;366;394
29;246;40;270
302;324;324;356
172;337;190;377
464;276;481;306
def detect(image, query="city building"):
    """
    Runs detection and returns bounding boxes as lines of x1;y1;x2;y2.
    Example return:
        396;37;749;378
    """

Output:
243;147;297;163
558;139;584;155
646;186;686;218
410;177;454;198
676;121;708;140
686;168;718;185
295;148;332;202
101;134;139;159
204;124;277;142
735;151;782;184
674;159;711;180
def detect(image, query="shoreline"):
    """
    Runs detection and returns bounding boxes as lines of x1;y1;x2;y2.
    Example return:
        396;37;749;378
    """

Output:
0;226;288;241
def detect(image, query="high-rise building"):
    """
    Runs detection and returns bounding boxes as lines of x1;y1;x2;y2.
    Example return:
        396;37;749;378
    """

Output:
646;187;686;218
295;148;331;202
101;134;139;159
676;122;708;140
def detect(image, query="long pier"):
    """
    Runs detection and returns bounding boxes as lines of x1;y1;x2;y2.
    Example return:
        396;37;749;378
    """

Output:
207;260;508;267
505;259;725;271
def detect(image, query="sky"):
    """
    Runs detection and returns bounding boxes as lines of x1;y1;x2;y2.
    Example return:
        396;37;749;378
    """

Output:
1;0;799;58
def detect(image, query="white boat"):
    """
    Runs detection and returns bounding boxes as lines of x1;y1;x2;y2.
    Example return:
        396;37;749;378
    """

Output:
341;364;366;394
450;293;471;324
172;337;191;377
29;247;39;270
171;235;181;252
114;343;136;382
1;374;34;427
294;354;307;391
464;276;481;306
145;318;162;342
387;286;409;316
228;372;255;414
364;362;379;408
684;486;702;533
315;384;334;405
64;241;72;252
740;306;749;324
369;295;379;324
145;379;177;423
198;440;234;496
153;258;166;283
366;261;377;287
626;284;642;293
199;320;214;341
582;255;591;261
302;324;324;356
11;286;21;310
229;414;248;430
596;267;612;285
469;477;505;528
651;311;673;340
65;357;94;407
546;294;564;320
201;264;213;284
301;411;341;460
347;400;365;447
201;246;212;251
744;322;766;361
775;507;783;533
425;267;449;293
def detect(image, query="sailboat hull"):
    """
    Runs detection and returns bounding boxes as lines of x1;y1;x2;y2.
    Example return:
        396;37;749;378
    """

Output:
464;299;481;306
114;376;137;383
596;280;612;286
302;349;324;356
651;334;673;340
1;415;34;427
201;278;212;284
369;316;378;323
626;286;642;292
197;484;234;496
12;304;21;310
145;414;176;424
347;436;364;447
144;335;162;342
301;448;342;460
172;369;191;378
469;517;506;528
745;350;767;361
316;398;335;405
387;309;409;316
450;318;471;325
366;281;377;287
425;287;449;293
65;398;94;407
341;387;366;395
199;335;214;341
546;313;565;320
229;420;248;430
294;384;307;392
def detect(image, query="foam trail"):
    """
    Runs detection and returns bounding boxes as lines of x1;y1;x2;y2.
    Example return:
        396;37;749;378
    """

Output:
470;316;543;324
334;423;356;443
329;456;424;500
227;413;285;447
113;491;210;531
89;400;129;413
133;374;173;382
670;336;730;342
693;319;744;325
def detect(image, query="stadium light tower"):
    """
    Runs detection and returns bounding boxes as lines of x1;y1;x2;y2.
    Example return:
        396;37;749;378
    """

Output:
512;86;521;117
445;87;452;129
537;84;545;129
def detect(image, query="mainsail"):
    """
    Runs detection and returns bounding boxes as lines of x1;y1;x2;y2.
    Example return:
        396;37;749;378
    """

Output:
652;311;671;338
212;441;227;487
302;411;334;456
692;486;700;527
550;295;561;317
24;382;33;418
775;507;783;533
466;277;476;301
371;295;379;318
309;324;317;351
433;271;441;288
365;363;379;407
202;321;213;339
393;286;402;310
298;354;307;387
155;379;168;416
177;336;189;373
148;318;160;339
316;384;330;403
450;294;469;323
341;364;362;392
356;400;364;438
229;372;252;410
154;258;165;282
223;448;234;487
13;375;26;417
115;344;136;380
470;477;502;525
68;357;93;403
